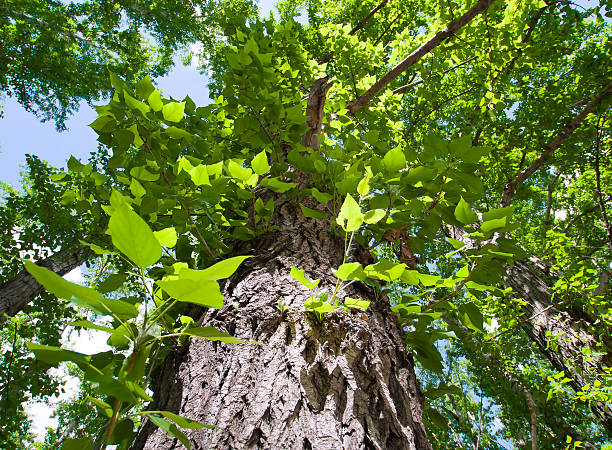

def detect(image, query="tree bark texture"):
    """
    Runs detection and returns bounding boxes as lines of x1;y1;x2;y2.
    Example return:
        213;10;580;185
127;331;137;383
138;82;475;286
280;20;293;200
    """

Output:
0;245;89;320
132;199;431;449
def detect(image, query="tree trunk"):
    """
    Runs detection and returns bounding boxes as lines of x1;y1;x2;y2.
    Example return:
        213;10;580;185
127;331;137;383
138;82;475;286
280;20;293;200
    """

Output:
0;245;89;320
507;261;612;432
132;199;431;449
447;226;612;433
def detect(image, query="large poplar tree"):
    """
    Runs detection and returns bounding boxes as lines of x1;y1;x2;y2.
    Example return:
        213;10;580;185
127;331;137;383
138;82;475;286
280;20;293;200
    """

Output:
1;0;612;448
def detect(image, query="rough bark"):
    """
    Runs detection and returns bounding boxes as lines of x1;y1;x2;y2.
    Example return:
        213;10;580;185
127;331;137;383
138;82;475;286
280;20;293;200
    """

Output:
0;245;89;320
132;199;431;449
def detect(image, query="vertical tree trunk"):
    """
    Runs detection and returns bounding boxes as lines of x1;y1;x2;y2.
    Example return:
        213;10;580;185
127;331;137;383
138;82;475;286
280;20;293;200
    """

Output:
447;226;612;432
132;200;431;449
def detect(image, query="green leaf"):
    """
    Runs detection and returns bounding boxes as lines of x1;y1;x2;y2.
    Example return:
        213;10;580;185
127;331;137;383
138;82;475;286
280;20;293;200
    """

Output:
357;176;370;196
446;238;465;250
61;437;94;450
426;408;449;431
67;156;92;175
130;166;159;181
87;396;113;418
24;261;138;318
130;178;146;198
142;411;215;430
459;302;484;331
412;340;444;372
108;204;162;267
135;75;155;99
187;164;210;186
28;343;89;367
336;194;363;232
261;177;297;193
334;262;366;281
383;147;406;173
363;209;385;224
290;266;320;290
482;206;514;222
364;260;406;281
107;323;134;349
162;101;185;122
71;320;114;334
156;278;223;308
148;90;163;111
310;188;333;204
344;297;370;310
251;150;270;175
187;255;252;280
166;126;193;140
184;326;246;344
424;383;462;400
304;298;334;315
153;227;178;248
98;273;127;293
402;166;438;186
300;204;326;219
124;92;150;114
454;197;478;224
479;217;507;234
146;415;191;449
227;160;253;182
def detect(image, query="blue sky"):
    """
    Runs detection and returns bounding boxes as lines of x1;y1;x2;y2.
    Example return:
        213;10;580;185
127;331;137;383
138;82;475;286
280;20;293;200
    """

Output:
0;0;277;189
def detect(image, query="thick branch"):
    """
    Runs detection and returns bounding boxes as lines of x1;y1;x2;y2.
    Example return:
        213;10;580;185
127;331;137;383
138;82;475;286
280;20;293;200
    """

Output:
501;81;612;206
0;246;90;320
345;0;497;115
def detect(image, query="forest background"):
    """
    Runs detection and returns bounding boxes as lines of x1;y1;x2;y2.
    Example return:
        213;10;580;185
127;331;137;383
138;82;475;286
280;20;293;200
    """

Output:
0;0;611;448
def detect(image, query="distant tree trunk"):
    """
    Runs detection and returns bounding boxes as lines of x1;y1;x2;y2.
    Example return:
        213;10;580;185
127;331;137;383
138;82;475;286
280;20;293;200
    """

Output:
447;225;612;433
0;246;89;320
451;318;597;447
507;261;612;432
132;199;431;449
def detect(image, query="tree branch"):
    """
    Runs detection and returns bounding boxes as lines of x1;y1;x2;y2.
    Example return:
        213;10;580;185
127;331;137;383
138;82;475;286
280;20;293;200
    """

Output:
523;388;537;450
594;114;612;251
501;80;612;206
346;0;498;115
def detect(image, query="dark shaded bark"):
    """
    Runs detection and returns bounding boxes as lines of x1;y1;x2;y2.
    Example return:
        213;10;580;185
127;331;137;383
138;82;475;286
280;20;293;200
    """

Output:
132;199;431;449
0;245;89;320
